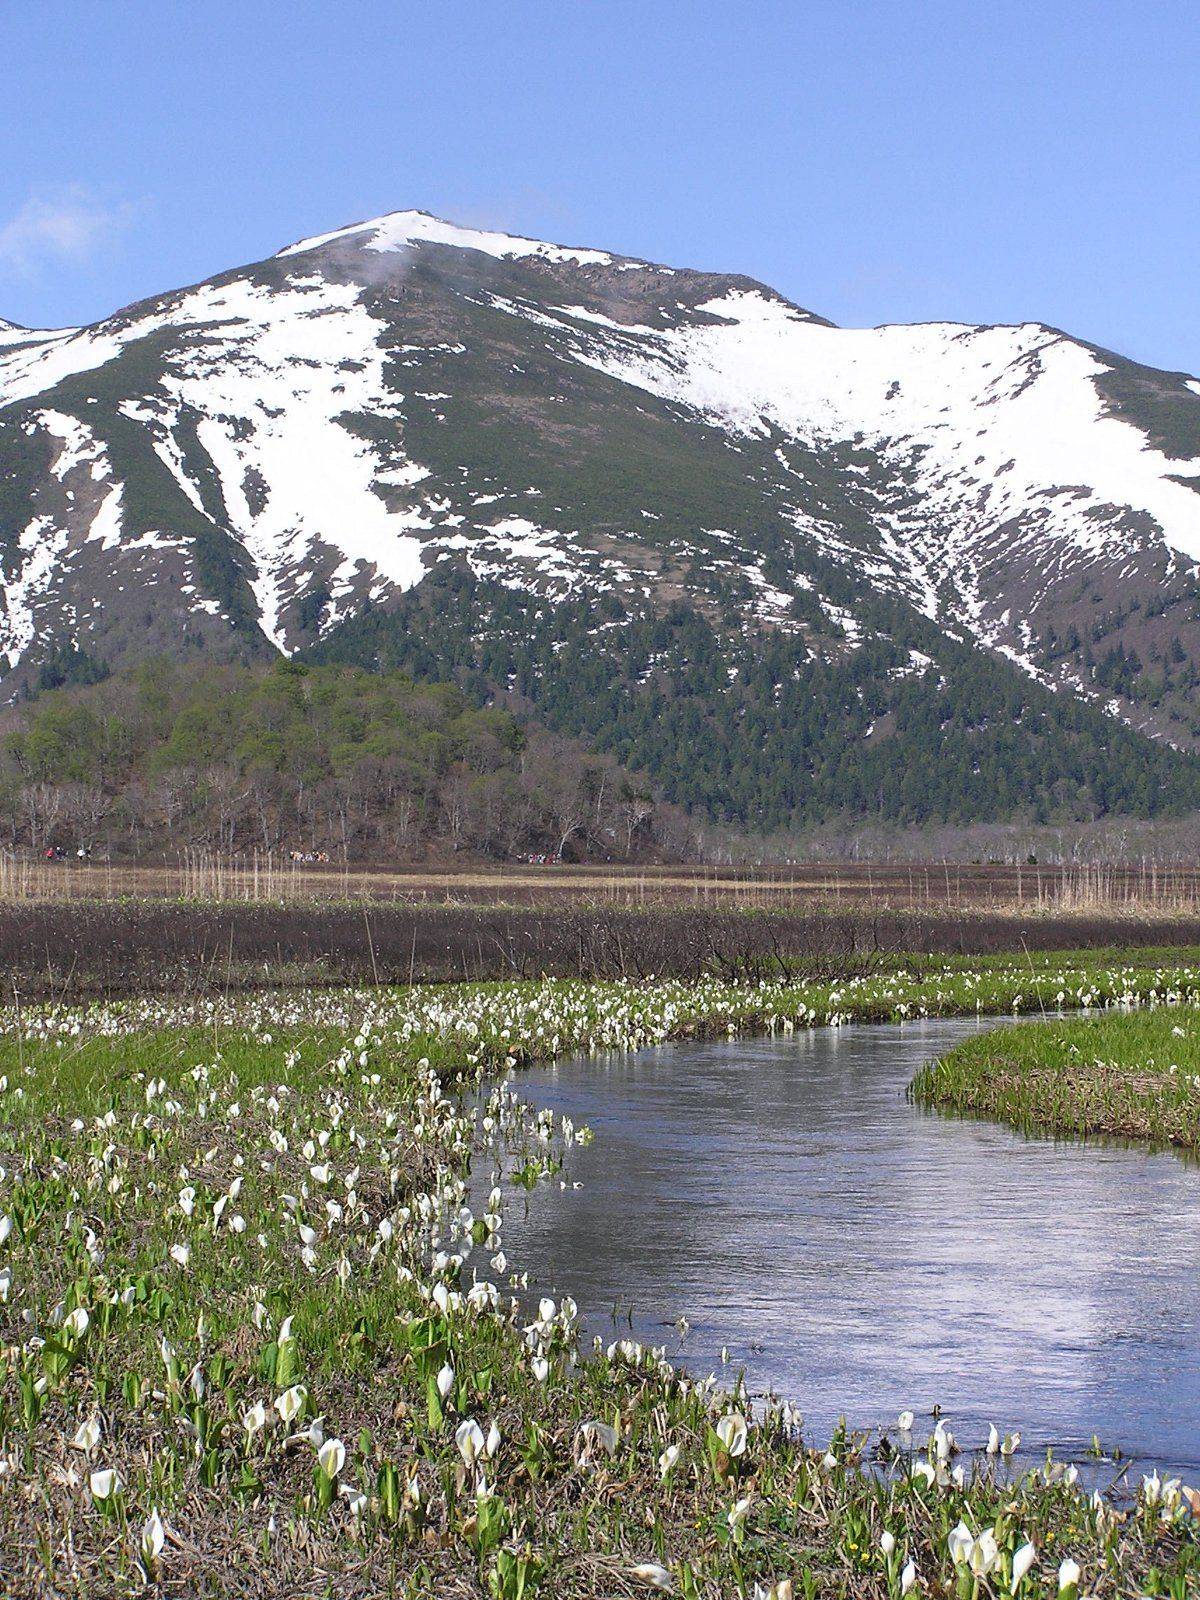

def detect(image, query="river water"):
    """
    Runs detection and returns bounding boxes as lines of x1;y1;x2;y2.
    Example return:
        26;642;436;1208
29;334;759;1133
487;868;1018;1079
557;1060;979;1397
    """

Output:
493;1014;1200;1479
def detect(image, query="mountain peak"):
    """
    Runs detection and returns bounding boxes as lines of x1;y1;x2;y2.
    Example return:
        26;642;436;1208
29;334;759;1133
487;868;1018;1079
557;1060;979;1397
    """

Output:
276;208;625;269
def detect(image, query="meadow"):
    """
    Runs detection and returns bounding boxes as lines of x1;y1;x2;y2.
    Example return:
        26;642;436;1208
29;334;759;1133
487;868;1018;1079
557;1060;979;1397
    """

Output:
6;854;1200;913
1;959;1199;1596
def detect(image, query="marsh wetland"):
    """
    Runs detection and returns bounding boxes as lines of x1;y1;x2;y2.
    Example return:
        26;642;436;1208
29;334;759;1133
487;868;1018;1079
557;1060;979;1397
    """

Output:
1;959;1198;1596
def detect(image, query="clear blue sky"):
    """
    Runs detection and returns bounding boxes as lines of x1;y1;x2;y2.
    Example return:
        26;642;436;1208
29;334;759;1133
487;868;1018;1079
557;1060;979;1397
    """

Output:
3;0;1197;373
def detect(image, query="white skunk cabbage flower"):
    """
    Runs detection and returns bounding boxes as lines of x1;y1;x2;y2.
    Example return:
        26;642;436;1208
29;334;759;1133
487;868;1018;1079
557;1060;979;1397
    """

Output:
715;1411;748;1457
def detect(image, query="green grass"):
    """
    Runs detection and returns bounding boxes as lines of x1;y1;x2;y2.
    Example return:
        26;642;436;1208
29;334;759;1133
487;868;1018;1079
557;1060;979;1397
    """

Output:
1;961;1199;1596
912;1009;1200;1152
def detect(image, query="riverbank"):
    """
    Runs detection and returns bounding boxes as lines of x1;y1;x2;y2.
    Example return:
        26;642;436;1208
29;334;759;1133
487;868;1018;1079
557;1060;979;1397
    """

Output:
2;964;1198;1596
912;1010;1200;1152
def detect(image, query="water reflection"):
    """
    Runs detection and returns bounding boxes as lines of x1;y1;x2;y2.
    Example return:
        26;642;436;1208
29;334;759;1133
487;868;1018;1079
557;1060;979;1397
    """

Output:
495;1016;1200;1477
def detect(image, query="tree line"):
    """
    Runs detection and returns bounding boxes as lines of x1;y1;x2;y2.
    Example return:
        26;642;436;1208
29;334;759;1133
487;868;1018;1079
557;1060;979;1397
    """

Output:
0;659;670;862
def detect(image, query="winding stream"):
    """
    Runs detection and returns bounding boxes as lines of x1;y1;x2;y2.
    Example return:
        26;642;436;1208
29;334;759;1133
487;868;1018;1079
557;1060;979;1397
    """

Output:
496;1014;1200;1479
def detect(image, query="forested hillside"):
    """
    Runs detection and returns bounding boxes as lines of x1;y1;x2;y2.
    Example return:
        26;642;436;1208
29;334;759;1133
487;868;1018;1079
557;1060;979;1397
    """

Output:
10;587;1200;867
312;570;1200;830
0;660;665;861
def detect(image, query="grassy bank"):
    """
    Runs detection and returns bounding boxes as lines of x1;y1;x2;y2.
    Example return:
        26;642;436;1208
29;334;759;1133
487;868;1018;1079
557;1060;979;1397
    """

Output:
912;1010;1200;1152
2;963;1199;1596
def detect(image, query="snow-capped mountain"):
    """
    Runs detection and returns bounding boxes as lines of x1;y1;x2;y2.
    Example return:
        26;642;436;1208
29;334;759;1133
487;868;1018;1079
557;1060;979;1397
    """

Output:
2;208;1200;809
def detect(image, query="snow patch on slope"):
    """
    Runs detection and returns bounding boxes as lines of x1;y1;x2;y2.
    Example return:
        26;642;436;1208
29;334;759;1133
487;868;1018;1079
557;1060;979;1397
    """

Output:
0;409;130;667
2;516;69;666
0;320;75;353
555;288;1200;565
432;516;623;595
41;410;107;482
40;410;125;549
152;274;434;648
1;267;454;652
0;326;122;409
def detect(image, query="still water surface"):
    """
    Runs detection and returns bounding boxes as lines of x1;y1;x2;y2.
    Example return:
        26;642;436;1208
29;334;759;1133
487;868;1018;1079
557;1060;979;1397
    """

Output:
496;1015;1200;1478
